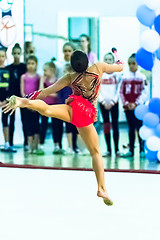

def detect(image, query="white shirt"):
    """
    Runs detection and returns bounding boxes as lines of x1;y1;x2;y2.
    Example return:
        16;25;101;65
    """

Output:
98;72;122;104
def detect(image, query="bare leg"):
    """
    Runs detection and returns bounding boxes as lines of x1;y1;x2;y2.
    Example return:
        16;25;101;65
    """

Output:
78;124;113;206
3;97;72;123
77;134;88;153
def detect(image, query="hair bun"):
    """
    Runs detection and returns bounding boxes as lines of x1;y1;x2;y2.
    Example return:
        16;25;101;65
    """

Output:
131;53;136;58
14;43;20;48
71;50;88;73
51;57;56;62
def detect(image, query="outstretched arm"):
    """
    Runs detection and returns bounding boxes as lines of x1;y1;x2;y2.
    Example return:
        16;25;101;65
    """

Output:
35;74;71;100
96;62;124;75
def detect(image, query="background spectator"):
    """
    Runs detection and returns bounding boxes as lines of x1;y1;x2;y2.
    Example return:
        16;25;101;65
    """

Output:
120;53;146;158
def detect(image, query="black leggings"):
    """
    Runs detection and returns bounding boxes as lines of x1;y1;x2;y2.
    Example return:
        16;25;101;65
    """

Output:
125;110;144;154
2;111;15;146
20;108;39;137
2;108;39;147
40;116;63;148
65;122;78;150
99;103;119;153
20;108;29;146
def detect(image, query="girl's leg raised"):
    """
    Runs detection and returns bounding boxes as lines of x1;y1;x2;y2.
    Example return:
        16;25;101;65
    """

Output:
3;97;72;123
77;124;113;206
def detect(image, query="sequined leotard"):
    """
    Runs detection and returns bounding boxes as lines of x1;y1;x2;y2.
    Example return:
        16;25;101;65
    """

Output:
68;71;101;127
71;71;101;108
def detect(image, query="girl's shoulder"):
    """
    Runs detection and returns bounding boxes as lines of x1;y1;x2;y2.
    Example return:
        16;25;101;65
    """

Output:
68;72;78;82
36;73;41;79
19;62;26;66
136;71;146;80
87;63;102;76
19;63;27;69
21;72;27;78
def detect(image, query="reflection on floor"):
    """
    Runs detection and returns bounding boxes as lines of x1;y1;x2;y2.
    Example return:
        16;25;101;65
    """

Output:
0;124;160;171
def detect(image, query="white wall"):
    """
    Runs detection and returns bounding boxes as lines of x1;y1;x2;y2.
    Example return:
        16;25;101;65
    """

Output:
0;0;24;63
0;0;24;145
25;0;145;72
25;0;146;122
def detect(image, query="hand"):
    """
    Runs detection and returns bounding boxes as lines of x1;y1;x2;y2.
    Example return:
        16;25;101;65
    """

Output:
123;103;129;110
104;100;115;110
65;97;74;105
128;103;137;110
116;60;123;64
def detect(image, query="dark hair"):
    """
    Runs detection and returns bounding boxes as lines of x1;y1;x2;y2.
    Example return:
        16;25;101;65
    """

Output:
104;52;115;62
26;55;38;64
51;57;56;62
63;42;76;51
64;63;73;73
80;34;91;53
0;46;7;54
44;61;56;70
71;50;88;73
24;41;33;52
12;43;22;53
129;53;136;59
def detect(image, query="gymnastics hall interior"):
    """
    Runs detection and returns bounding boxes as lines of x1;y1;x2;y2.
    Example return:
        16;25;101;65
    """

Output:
0;0;160;239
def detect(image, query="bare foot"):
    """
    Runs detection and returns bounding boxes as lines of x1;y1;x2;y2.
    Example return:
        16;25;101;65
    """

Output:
97;190;113;206
2;96;29;115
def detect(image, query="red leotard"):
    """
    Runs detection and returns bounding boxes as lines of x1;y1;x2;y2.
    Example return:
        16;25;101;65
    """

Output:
68;71;100;128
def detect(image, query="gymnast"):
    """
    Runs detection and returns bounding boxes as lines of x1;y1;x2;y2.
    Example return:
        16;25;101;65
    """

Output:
2;50;123;206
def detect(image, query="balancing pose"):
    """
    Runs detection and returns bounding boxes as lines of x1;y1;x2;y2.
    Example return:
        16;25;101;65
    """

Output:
2;50;123;206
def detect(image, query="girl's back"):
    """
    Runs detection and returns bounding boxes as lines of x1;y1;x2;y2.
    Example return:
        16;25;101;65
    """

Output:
69;63;123;107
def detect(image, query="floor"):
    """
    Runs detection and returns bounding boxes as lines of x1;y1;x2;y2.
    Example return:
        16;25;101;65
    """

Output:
0;123;160;172
0;167;159;240
0;108;160;172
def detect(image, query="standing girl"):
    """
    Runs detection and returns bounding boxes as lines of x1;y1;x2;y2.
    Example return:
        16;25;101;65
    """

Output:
8;43;27;150
3;50;123;206
0;47;10;151
79;34;98;66
58;42;79;154
39;61;63;154
20;55;40;153
98;52;122;157
120;53;146;158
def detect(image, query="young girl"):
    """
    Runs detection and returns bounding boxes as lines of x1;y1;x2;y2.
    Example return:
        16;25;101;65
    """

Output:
58;42;79;154
20;55;40;153
120;53;146;158
2;50;123;206
0;47;11;151
79;34;98;66
24;41;35;63
39;61;63;154
8;43;27;150
98;52;122;157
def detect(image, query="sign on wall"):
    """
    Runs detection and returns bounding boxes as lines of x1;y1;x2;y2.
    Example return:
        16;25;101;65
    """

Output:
0;0;24;63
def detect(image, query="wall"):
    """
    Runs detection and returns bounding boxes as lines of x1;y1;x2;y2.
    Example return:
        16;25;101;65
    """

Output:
25;0;145;73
